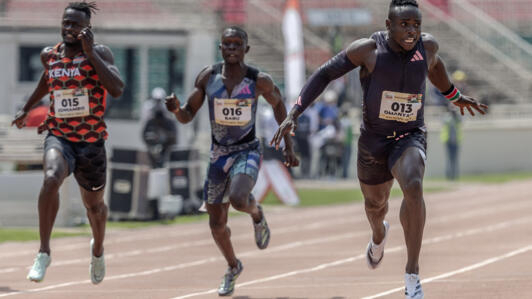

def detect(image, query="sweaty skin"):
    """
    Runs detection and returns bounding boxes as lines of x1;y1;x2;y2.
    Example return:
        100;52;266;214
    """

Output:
270;4;487;276
166;28;298;269
12;7;124;259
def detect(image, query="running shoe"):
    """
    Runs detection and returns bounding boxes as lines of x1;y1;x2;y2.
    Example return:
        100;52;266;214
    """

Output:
253;205;270;249
218;259;243;296
89;238;105;284
27;252;51;282
366;220;390;269
405;273;424;299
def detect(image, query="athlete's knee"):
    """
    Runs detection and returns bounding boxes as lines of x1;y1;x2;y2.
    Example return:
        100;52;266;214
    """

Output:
402;177;423;198
86;200;107;216
42;169;65;191
229;192;250;211
209;219;227;236
365;197;388;215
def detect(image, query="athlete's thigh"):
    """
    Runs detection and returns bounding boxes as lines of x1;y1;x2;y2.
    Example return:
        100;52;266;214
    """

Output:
357;132;393;185
203;155;231;205
390;147;425;186
43;135;74;179
228;147;261;194
73;140;107;192
228;173;255;198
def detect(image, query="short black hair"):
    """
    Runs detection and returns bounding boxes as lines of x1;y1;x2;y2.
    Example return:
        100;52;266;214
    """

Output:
390;0;418;8
223;26;248;44
65;1;98;19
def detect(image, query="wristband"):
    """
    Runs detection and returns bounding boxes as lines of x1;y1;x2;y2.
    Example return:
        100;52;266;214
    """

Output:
442;84;461;103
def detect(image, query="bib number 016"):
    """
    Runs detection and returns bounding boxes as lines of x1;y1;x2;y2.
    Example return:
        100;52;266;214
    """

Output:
223;107;242;116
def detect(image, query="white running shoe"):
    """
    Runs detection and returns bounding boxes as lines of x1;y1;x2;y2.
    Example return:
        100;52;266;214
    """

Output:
366;220;390;269
405;273;424;299
89;239;105;284
27;252;51;282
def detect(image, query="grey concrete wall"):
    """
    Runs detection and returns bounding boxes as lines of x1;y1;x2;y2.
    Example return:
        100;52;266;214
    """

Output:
0;173;86;227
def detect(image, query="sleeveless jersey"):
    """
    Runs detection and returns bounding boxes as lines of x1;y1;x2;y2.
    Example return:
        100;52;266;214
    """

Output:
206;63;259;146
42;43;108;143
360;31;428;136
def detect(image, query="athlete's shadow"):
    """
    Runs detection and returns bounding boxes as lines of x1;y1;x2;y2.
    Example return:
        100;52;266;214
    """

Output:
0;286;20;293
234;297;346;299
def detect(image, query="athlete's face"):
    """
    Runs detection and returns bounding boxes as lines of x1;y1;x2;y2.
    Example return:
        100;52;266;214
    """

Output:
61;8;90;46
219;30;249;64
386;6;422;52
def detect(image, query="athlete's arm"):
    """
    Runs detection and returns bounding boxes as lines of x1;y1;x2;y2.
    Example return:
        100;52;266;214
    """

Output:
12;47;52;128
165;66;210;124
88;44;124;98
257;72;299;167
77;27;123;97
270;38;374;149
424;34;487;116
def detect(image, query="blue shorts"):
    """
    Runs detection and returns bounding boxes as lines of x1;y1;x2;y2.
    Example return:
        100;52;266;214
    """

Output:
203;141;261;204
44;134;107;192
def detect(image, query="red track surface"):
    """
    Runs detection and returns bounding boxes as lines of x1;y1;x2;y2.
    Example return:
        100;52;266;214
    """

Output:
1;180;531;298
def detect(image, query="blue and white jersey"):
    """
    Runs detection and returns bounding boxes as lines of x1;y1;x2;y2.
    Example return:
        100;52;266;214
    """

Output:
206;63;259;147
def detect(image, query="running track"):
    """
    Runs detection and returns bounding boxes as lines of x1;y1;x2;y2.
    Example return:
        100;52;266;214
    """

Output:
1;180;531;298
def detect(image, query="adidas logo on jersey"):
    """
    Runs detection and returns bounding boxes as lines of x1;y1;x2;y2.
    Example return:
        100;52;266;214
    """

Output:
410;50;424;62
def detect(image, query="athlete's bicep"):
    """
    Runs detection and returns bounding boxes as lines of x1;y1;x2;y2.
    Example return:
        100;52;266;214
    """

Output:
183;68;210;115
257;73;281;107
94;45;122;77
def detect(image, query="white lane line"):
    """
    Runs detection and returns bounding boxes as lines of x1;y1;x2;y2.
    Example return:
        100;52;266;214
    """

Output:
4;198;529;276
168;216;531;299
361;244;532;299
0;183;522;260
0;231;365;298
0;216;529;298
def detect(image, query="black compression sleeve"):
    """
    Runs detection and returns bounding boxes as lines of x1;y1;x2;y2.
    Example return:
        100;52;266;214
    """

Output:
294;50;356;112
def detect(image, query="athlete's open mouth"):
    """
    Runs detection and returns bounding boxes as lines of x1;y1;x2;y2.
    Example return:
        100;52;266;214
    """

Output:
404;37;416;44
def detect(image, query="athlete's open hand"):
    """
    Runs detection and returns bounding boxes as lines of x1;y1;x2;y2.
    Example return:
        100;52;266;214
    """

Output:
78;27;94;55
11;110;28;129
270;115;297;150
453;94;488;116
165;93;181;113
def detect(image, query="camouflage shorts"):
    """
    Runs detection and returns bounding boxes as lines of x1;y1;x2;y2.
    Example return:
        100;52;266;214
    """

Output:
203;141;261;204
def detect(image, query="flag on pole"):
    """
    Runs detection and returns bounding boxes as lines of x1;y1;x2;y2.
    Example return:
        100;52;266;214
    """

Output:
282;0;305;106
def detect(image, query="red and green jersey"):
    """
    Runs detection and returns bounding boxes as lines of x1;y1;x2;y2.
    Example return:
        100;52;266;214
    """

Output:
41;43;108;143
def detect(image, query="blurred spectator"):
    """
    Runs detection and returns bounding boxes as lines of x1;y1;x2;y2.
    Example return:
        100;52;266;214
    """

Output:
142;87;177;168
452;70;468;94
318;90;339;130
440;108;462;180
293;105;318;178
339;107;354;178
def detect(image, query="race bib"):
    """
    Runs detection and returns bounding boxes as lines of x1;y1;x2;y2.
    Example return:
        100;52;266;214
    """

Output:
379;90;423;123
53;88;90;118
214;98;252;126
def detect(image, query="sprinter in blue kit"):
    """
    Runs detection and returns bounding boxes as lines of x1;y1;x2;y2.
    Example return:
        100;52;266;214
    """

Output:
165;26;298;296
271;1;487;298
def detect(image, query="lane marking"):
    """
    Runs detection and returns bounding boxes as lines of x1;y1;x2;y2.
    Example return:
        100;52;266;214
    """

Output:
361;244;532;299
0;183;521;260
